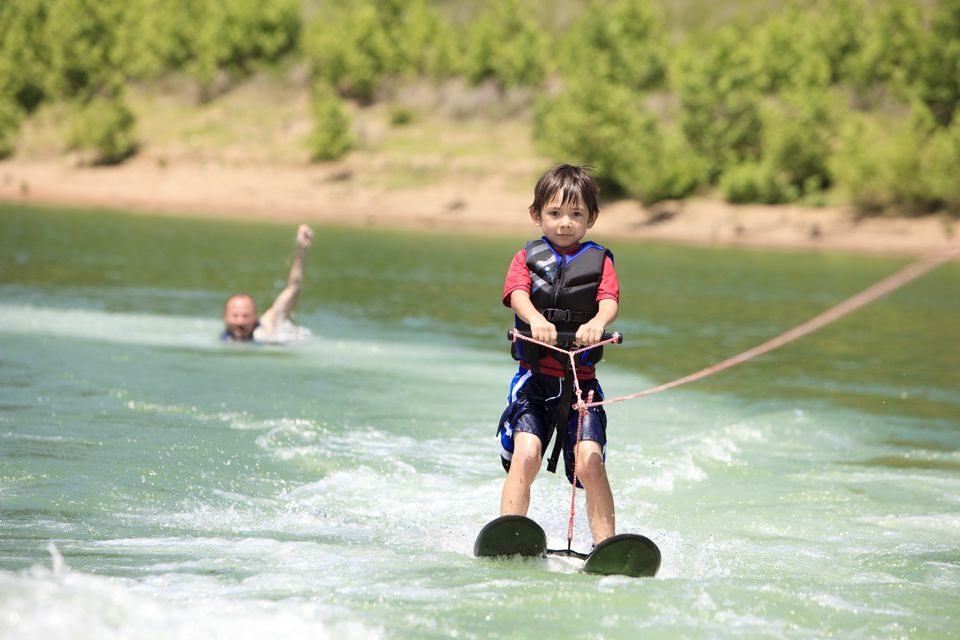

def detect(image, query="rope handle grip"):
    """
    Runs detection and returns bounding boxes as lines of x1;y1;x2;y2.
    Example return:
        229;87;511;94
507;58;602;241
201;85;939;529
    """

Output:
507;329;623;346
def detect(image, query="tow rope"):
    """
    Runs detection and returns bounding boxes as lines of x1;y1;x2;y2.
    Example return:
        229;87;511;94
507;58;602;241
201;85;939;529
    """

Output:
513;238;960;410
509;238;958;548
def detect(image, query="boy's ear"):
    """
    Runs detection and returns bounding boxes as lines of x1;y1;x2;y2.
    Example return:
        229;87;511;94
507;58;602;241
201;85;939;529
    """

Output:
586;211;599;228
528;206;541;225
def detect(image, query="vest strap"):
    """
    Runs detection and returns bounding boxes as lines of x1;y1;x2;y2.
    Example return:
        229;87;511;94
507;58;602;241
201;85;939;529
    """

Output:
541;308;594;324
546;370;575;474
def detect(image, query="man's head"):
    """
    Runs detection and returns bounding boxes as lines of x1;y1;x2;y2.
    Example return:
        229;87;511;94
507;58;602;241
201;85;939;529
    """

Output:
223;294;258;341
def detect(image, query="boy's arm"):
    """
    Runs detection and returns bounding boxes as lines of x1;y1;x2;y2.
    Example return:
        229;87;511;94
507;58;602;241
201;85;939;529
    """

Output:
575;298;619;346
259;225;314;332
510;290;557;345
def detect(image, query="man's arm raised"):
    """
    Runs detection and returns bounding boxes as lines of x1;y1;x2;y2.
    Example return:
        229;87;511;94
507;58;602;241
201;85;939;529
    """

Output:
258;225;314;333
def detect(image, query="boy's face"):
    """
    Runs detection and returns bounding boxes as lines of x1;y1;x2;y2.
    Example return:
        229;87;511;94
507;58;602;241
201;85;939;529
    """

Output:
529;191;596;250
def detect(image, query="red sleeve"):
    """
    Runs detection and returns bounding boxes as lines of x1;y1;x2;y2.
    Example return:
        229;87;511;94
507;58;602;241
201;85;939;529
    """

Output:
597;255;619;302
502;249;530;307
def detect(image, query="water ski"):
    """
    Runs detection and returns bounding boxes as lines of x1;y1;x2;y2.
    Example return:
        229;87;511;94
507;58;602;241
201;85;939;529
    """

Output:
474;515;546;558
581;533;661;578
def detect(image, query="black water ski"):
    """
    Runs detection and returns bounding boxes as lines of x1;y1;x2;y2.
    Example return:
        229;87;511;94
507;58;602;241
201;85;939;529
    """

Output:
582;533;661;578
474;515;547;558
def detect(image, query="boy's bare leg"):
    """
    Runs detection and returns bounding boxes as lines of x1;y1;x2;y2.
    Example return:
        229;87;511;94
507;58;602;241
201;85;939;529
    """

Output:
500;432;543;516
575;440;615;543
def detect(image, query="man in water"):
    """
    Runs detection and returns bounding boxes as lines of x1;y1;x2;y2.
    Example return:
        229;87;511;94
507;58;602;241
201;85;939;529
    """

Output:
222;224;314;342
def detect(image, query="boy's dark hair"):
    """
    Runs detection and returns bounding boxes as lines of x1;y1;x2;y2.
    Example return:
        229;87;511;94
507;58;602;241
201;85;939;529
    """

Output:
530;164;600;216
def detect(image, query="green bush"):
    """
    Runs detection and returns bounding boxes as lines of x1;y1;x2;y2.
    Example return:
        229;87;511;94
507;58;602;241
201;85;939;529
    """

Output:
460;0;548;89
830;104;960;215
189;0;300;91
534;79;706;204
672;25;764;179
917;0;960;126
0;98;25;159
558;0;666;92
307;83;352;162
44;0;126;103
917;117;960;214
303;0;453;102
116;0;299;94
116;0;205;80
720;162;796;204
0;0;51;112
760;90;835;197
806;0;868;85
846;0;925;97
750;3;831;93
64;94;138;165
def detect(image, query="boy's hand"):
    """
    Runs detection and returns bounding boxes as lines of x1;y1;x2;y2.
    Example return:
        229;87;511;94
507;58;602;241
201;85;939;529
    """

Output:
575;322;605;347
528;314;557;345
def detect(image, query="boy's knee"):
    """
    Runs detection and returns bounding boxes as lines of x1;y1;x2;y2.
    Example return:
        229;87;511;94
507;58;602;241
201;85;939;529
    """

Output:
510;435;543;474
574;449;607;486
512;447;542;473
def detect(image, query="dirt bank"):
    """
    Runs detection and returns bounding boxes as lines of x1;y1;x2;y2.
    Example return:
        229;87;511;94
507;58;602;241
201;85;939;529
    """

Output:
2;155;954;257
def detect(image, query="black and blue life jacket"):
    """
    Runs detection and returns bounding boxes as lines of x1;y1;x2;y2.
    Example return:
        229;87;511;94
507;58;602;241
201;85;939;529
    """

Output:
512;237;613;371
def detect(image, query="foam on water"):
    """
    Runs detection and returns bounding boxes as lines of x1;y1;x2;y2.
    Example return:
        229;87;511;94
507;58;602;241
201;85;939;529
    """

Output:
3;301;960;638
0;547;383;640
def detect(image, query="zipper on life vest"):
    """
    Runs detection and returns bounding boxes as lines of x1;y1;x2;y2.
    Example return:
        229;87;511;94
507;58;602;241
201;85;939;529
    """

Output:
552;252;565;312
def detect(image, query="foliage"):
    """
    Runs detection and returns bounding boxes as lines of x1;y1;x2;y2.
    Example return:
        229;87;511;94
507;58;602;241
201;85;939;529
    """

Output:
0;0;50;155
534;79;706;203
760;90;835;196
0;0;51;112
42;0;138;162
0;0;957;214
750;3;831;94
922;119;960;214
917;0;960;126
307;83;352;162
116;0;204;80
720;162;795;205
0;98;25;159
303;0;454;102
672;25;764;179
558;0;667;92
846;0;925;96
459;0;549;88
64;94;138;165
44;0;127;102
113;0;300;98
830;105;960;215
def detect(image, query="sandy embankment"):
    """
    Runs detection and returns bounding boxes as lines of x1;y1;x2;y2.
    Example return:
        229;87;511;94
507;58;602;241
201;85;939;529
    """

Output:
2;155;955;258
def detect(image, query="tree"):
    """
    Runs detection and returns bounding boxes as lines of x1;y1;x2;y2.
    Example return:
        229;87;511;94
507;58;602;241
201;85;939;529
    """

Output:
460;0;548;88
558;0;667;92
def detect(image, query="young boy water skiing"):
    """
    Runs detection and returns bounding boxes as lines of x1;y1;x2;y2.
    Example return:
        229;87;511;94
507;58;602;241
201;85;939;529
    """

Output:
497;164;619;544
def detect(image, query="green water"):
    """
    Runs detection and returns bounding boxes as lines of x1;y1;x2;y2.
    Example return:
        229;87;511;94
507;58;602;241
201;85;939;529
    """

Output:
1;203;958;639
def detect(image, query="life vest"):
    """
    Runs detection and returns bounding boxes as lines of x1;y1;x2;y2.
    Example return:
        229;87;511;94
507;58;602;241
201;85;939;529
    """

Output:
512;238;612;371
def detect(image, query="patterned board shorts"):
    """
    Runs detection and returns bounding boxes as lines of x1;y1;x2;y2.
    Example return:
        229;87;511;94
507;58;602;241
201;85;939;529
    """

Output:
497;367;607;485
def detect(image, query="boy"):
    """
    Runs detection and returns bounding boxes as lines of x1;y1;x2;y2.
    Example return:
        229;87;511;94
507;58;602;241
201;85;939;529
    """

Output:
497;164;619;544
222;224;314;341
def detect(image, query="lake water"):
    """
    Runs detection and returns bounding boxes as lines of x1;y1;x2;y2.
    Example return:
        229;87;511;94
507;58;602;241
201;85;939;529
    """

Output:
1;203;958;639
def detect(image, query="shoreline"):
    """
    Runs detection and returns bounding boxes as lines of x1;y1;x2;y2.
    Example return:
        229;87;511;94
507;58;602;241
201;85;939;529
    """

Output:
2;157;956;257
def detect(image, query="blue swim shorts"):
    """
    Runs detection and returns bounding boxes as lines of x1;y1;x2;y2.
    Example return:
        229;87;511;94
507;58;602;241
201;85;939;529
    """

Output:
496;367;607;486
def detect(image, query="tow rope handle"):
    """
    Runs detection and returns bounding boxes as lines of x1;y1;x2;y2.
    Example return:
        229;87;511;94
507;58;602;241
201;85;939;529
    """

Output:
507;329;623;348
507;330;625;476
